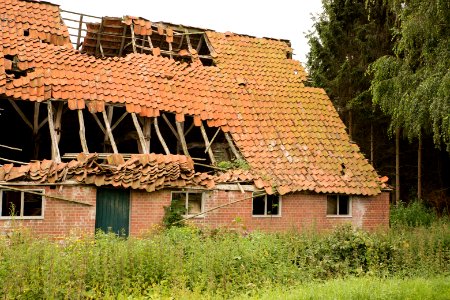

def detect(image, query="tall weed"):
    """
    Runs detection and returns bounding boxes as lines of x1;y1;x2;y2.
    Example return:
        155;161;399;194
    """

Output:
0;223;449;298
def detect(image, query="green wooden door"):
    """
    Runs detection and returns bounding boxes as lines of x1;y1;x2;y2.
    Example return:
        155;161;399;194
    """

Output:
95;188;130;236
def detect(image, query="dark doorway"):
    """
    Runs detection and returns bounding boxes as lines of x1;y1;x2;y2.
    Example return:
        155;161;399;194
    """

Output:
95;188;130;236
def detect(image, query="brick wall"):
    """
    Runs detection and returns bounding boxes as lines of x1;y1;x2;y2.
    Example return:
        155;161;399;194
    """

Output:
129;190;170;236
0;185;96;238
0;185;390;237
188;190;390;232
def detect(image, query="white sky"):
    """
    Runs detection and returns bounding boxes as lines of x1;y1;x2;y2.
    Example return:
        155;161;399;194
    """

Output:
53;0;323;65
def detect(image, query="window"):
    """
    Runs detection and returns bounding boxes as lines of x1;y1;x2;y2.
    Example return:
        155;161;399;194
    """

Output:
252;194;281;216
0;190;44;219
171;191;204;216
327;195;351;216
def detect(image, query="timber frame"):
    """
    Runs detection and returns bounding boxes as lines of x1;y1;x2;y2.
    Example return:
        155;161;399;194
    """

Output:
0;98;241;172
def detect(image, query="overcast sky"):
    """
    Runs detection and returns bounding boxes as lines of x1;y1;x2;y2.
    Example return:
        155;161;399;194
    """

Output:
53;0;323;65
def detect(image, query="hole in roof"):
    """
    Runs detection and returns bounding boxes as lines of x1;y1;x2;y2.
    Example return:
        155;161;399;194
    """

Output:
286;51;293;59
23;29;29;36
71;14;216;67
294;69;298;75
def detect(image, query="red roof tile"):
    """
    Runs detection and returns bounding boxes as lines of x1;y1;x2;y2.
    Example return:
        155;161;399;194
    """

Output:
0;0;382;196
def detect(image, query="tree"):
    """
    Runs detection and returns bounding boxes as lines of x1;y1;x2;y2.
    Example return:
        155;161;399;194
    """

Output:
370;0;449;150
307;0;394;142
370;0;450;201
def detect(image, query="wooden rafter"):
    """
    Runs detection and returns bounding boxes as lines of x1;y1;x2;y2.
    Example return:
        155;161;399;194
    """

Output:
8;99;32;129
200;122;216;165
110;111;128;131
161;113;180;141
176;121;189;157
224;132;242;160
131;113;148;154
78;110;89;153
205;128;220;153
101;110;118;154
142;117;152;153
47;101;61;162
154;117;170;155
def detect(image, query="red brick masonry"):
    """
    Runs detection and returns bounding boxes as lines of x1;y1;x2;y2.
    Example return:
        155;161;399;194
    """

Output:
0;186;389;237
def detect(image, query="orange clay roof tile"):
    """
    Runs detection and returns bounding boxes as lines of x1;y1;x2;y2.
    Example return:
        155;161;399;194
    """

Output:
0;0;382;196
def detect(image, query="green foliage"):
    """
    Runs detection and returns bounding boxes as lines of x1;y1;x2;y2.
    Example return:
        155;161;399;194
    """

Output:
241;276;450;300
217;158;251;171
0;224;449;298
162;199;186;229
369;0;450;150
390;200;438;227
307;0;394;117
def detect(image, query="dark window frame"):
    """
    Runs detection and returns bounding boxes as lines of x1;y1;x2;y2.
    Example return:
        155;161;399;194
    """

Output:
0;189;44;219
252;193;281;217
326;195;352;217
170;191;205;217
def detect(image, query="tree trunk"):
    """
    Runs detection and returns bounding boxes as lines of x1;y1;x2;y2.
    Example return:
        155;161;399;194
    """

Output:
348;110;353;140
417;134;422;201
395;127;400;206
370;122;374;165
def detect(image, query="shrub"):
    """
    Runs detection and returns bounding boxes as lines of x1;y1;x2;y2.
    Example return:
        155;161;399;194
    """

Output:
390;200;438;227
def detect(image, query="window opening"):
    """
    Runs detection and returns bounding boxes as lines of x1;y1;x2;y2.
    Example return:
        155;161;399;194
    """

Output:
0;190;43;218
252;193;280;216
171;191;204;216
327;195;351;216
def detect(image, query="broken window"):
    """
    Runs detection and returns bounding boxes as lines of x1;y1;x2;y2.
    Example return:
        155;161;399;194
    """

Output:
171;191;204;216
0;190;43;218
252;193;280;216
327;195;351;216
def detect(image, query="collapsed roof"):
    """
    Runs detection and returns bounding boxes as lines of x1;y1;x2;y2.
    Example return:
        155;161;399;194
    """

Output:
0;0;383;195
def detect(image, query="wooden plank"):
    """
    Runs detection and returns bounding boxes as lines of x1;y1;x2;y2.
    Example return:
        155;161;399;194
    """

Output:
205;127;220;153
33;102;40;134
199;122;216;165
47;101;61;163
154;117;170;155
143;117;151;153
196;34;204;53
8;99;32;129
91;112;106;134
118;24;128;56
95;18;104;57
102;110;118;154
0;156;27;164
110;111;128;131
147;36;154;49
76;14;83;50
131;113;148;154
176;121;189;157
161;113;180;140
0;144;22;151
130;23;137;53
37;117;48;131
54;102;63;144
224;132;242;160
185;122;195;136
78;110;89;153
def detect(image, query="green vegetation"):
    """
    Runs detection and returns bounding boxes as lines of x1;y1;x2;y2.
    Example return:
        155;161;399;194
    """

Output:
0;222;449;299
241;276;450;300
217;158;251;171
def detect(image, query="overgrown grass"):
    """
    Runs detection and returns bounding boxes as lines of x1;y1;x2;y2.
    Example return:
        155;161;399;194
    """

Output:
0;223;449;298
390;200;441;227
240;276;450;300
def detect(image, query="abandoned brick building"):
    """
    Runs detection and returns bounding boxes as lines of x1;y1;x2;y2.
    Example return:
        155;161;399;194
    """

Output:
0;0;389;237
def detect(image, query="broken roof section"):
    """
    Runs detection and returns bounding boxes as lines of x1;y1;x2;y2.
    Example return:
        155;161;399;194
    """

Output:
61;11;215;66
0;0;383;196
